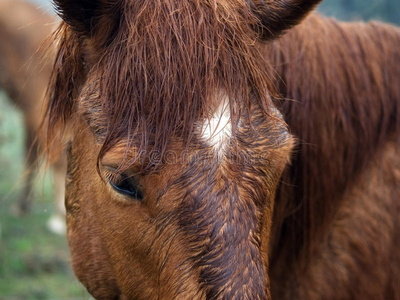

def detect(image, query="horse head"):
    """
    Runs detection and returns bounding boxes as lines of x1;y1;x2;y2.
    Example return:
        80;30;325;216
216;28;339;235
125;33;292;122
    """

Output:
44;0;320;298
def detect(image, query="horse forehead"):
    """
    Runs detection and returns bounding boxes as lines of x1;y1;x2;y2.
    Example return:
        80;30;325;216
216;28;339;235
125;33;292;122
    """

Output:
199;94;232;151
79;84;289;159
196;92;288;148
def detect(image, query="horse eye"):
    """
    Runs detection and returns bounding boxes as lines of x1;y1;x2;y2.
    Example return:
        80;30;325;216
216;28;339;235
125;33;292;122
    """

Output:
109;173;144;201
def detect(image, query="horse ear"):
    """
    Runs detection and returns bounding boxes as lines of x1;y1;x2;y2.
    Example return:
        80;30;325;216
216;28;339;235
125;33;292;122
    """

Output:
53;0;107;37
249;0;322;39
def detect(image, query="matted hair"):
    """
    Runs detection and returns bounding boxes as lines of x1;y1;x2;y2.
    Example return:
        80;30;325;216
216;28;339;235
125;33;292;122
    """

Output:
268;14;400;271
44;0;280;170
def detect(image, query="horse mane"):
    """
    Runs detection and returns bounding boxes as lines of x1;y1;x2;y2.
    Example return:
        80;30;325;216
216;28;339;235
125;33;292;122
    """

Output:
268;13;400;272
45;0;278;170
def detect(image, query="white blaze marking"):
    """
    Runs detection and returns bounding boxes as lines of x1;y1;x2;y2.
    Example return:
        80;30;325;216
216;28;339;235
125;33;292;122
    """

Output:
201;96;232;153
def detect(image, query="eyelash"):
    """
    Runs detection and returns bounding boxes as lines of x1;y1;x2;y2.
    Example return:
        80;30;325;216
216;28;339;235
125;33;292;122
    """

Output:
104;169;144;201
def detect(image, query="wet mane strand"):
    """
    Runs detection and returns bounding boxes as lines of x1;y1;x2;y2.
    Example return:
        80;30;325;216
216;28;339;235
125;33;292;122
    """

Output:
45;0;277;170
268;14;400;269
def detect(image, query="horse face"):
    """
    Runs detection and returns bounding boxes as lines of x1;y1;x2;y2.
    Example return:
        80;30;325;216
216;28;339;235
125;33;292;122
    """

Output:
66;91;293;299
47;0;320;298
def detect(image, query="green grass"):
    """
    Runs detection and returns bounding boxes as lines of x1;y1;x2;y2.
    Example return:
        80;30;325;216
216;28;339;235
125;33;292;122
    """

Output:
0;92;90;300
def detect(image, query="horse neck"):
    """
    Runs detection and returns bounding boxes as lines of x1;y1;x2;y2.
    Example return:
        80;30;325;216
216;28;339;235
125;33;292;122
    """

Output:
266;13;400;269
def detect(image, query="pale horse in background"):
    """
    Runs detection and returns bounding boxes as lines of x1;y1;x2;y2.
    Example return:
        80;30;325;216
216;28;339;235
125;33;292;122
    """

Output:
0;0;66;234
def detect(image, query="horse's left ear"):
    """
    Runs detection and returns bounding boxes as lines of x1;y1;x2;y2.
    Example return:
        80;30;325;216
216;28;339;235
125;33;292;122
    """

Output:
54;0;117;39
249;0;322;39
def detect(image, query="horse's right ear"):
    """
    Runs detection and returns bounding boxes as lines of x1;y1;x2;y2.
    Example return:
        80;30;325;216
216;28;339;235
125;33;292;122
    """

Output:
54;0;117;38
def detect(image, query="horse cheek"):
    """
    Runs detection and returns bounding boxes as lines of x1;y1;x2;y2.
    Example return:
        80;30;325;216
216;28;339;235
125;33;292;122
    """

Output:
65;123;121;298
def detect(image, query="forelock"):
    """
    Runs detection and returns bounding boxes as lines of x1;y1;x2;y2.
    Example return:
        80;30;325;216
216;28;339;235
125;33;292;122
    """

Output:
70;0;277;171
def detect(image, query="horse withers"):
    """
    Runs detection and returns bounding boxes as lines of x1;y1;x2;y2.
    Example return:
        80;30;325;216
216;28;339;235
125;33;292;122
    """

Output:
43;0;400;299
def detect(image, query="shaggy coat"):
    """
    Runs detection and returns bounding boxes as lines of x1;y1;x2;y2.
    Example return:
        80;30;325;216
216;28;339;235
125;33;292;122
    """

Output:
43;0;400;299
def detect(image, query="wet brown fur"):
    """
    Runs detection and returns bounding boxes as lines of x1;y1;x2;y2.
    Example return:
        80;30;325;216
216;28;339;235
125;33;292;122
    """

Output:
42;0;400;299
267;14;400;299
46;0;279;171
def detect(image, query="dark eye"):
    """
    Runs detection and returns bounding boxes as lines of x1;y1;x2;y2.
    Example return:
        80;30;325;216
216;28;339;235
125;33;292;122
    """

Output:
109;173;144;201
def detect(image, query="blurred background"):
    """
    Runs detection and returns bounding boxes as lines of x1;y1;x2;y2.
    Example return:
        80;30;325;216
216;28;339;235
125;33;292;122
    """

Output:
0;0;399;299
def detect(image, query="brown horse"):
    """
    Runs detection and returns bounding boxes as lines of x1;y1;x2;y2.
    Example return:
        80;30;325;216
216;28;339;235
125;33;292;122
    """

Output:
0;0;67;225
43;0;400;299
